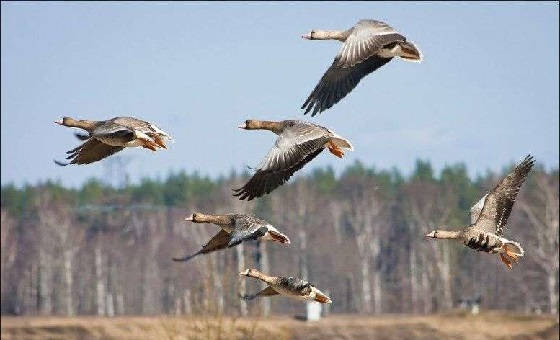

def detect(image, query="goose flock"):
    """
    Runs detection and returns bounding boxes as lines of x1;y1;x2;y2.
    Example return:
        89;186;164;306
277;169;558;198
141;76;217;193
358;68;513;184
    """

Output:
54;18;535;306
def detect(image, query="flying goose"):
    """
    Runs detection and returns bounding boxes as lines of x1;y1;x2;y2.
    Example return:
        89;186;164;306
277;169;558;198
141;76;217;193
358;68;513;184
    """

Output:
54;116;172;165
301;19;422;116
172;213;290;262
234;119;353;200
426;155;535;269
239;268;332;304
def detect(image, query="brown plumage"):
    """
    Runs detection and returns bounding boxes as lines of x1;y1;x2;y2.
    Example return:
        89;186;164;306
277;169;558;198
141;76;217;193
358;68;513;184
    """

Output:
239;268;332;304
233;119;353;200
426;155;535;269
54;116;172;165
301;19;422;116
172;213;290;263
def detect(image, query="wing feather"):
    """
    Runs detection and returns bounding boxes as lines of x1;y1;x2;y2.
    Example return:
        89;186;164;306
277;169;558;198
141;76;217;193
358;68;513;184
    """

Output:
55;138;125;166
172;230;231;262
302;56;392;116
241;286;279;300
302;19;408;116
473;155;535;235
234;124;331;200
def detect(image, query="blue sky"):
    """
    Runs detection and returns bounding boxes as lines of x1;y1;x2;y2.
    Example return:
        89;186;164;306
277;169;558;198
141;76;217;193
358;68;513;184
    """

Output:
1;2;558;187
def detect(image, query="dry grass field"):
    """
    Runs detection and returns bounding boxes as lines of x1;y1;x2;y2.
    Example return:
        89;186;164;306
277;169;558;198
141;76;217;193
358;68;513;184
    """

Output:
1;311;558;340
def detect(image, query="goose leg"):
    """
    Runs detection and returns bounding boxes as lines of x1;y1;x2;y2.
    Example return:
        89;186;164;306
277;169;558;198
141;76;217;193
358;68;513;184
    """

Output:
326;141;344;158
499;253;513;270
140;138;159;151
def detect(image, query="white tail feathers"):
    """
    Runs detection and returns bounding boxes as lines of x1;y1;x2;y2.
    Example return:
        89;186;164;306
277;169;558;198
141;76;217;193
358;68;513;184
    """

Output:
499;241;524;270
312;287;332;304
330;136;354;151
399;41;422;62
503;241;524;257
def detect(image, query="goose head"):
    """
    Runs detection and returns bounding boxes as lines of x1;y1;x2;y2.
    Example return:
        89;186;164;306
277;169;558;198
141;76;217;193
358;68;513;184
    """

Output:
425;230;438;238
185;212;202;222
239;268;259;277
302;30;315;40
238;120;262;130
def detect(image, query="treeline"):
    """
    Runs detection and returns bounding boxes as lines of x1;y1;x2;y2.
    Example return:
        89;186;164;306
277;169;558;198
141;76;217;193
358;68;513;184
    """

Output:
1;160;558;316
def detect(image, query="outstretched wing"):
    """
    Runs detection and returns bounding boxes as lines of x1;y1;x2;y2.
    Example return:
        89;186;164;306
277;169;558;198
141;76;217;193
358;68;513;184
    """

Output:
302;20;406;116
241;286;279;300
337;20;405;68
172;230;231;262
474;155;535;235
301;56;393;117
55;138;125;166
470;193;487;224
233;123;330;200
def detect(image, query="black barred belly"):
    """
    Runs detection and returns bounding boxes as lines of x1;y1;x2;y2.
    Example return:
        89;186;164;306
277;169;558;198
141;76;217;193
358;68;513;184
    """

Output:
465;233;502;253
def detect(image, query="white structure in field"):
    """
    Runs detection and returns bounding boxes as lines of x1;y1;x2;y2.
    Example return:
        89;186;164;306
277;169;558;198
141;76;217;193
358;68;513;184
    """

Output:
306;301;321;321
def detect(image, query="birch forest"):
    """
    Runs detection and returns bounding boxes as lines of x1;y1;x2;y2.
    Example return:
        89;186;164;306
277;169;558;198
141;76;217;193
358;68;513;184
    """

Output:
1;160;558;317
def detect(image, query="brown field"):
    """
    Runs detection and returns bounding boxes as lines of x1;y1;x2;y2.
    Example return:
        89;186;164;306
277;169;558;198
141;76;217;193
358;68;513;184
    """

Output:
1;311;558;340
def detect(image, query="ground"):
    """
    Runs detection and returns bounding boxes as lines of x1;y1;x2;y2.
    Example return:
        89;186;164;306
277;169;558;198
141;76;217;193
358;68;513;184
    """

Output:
1;311;558;340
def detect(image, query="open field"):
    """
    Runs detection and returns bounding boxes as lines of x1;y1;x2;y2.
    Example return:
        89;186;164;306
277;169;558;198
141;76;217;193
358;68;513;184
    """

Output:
1;311;558;340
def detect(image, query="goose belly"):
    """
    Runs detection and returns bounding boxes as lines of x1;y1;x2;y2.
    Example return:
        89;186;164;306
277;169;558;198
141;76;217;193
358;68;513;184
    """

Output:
464;232;503;253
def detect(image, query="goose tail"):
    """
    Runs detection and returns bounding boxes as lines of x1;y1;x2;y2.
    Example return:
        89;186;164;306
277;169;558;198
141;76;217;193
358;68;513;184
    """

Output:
327;136;353;158
268;230;291;244
499;241;524;270
314;292;332;304
399;41;422;62
312;288;332;304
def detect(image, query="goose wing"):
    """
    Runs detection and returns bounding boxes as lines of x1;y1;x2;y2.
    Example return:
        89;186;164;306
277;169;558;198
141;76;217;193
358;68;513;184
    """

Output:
227;226;269;248
112;117;171;138
172;229;231;262
280;277;312;295
241;286;279;300
233;123;330;200
55;138;125;166
473;155;535;235
92;124;136;144
302;20;406;116
470;193;487;224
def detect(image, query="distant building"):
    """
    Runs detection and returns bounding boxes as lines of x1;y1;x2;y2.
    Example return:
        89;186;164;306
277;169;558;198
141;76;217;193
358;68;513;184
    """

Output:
306;302;322;321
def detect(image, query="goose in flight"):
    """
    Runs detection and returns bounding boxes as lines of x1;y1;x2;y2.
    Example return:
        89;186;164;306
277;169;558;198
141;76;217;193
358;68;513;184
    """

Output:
426;155;535;269
240;268;332;304
173;213;290;263
54;116;171;165
233;119;353;200
301;19;422;116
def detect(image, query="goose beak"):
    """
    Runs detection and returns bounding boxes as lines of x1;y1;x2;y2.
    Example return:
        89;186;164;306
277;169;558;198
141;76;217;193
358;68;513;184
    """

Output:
238;123;246;129
185;214;194;221
302;32;312;40
425;231;436;238
54;119;63;125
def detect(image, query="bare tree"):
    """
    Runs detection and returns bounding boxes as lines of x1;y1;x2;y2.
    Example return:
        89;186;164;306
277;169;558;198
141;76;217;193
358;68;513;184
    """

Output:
404;182;455;311
519;172;559;313
342;177;385;314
